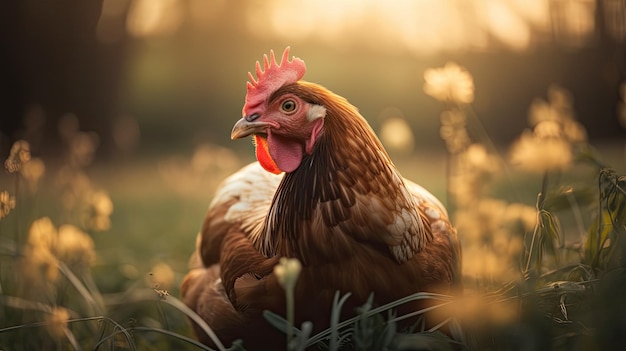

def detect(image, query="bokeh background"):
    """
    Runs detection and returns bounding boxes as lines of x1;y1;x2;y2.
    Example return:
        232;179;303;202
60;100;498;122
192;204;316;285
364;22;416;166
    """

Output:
1;0;625;156
0;1;625;348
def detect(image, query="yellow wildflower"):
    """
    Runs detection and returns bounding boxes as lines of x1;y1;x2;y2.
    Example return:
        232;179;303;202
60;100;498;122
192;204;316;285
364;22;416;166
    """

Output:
439;109;471;153
57;224;96;267
533;120;563;139
4;140;31;173
510;86;589;173
562;120;587;143
45;306;70;340
28;217;57;250
528;99;561;126
510;129;573;173
274;257;302;345
149;262;175;290
21;157;46;193
423;62;475;104
90;190;113;217
85;190;114;231
274;257;302;291
528;85;587;138
23;217;60;282
465;143;499;174
22;244;60;283
449;173;479;208
0;191;16;220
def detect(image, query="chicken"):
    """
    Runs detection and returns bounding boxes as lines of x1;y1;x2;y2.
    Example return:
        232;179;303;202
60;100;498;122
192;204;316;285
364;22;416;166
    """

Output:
181;47;461;350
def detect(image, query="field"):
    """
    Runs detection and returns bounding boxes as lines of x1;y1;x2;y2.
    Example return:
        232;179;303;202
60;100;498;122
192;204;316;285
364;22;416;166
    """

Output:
1;75;625;350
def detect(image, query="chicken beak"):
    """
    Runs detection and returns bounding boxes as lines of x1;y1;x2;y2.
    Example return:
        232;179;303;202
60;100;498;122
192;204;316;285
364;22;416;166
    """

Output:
230;118;271;140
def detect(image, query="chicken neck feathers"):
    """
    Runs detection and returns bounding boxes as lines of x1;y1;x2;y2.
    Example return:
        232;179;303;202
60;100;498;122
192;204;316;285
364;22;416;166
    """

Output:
262;81;433;266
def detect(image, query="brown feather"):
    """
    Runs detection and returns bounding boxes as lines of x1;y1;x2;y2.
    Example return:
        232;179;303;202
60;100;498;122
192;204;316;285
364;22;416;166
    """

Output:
182;80;461;350
263;82;437;265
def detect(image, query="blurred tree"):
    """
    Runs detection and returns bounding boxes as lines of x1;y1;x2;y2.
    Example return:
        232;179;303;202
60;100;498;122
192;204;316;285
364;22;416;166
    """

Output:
0;0;130;158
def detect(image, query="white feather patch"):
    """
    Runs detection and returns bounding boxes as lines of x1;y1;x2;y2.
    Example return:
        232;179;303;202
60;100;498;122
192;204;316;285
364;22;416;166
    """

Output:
404;178;448;217
211;162;282;251
307;104;327;121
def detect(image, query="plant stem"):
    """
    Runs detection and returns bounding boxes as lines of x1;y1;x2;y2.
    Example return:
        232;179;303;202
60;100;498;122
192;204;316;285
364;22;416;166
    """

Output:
537;171;549;210
286;286;295;348
446;152;456;221
14;173;20;254
524;171;549;276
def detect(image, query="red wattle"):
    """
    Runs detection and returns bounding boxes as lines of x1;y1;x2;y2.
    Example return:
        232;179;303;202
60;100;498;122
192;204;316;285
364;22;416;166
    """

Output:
254;135;281;174
267;131;303;173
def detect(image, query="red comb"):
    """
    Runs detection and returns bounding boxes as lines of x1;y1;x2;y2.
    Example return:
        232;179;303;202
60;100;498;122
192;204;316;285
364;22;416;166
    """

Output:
242;47;306;117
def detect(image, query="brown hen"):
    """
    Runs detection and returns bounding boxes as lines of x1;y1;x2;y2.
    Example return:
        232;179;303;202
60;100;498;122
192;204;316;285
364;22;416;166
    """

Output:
181;48;461;350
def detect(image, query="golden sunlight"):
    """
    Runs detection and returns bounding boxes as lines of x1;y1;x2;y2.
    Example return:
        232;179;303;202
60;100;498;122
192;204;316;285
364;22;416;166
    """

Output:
480;0;531;50
126;0;183;39
102;0;610;53
551;0;596;46
242;0;592;53
379;116;415;153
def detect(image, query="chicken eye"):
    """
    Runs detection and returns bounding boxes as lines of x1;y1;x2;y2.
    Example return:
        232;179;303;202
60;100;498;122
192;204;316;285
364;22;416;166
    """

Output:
281;99;297;113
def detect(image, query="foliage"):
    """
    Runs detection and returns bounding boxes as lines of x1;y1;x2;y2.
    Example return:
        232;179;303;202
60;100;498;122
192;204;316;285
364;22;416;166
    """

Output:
584;169;626;271
0;123;209;350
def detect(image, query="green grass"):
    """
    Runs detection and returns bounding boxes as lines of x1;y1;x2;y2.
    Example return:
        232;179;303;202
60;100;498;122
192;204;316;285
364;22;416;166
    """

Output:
0;127;624;350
